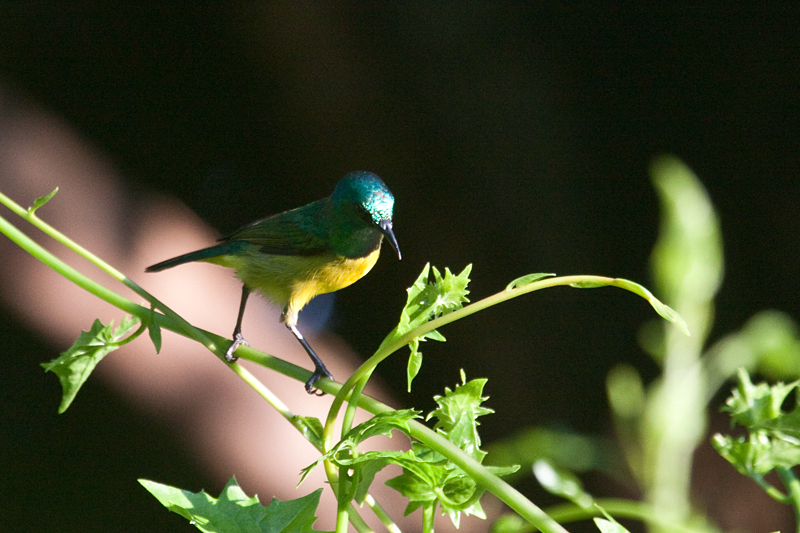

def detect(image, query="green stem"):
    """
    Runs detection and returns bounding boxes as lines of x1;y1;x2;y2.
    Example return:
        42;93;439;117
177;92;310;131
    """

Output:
5;191;639;533
343;372;371;438
335;504;350;533
0;192;223;353
543;498;712;532
422;502;435;533
1;194;380;530
108;321;148;347
407;418;567;533
363;493;402;533
777;468;800;517
319;273;674;532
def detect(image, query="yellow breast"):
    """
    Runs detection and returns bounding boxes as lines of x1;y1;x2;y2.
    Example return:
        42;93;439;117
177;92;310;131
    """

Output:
208;248;381;326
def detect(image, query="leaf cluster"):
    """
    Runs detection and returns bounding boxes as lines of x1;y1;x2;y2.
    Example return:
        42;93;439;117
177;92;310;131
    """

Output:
387;371;518;527
379;263;472;390
1;185;694;533
713;368;800;504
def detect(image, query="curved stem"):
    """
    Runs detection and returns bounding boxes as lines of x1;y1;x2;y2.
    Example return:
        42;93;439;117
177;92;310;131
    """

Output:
5;189;662;533
777;468;800;532
543;498;712;532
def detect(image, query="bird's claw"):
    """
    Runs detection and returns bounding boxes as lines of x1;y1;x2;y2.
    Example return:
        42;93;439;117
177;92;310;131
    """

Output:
304;366;334;396
225;334;249;362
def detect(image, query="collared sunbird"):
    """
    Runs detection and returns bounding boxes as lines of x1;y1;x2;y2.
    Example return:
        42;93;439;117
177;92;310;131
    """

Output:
146;171;401;394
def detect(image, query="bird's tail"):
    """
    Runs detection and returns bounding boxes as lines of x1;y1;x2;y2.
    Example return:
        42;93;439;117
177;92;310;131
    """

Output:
145;242;246;272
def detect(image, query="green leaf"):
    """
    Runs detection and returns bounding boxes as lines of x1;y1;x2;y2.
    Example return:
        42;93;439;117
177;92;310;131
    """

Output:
715;368;800;498
722;368;799;428
612;278;690;336
380;263;472;391
741;310;800;379
758;410;800;439
293;416;325;450
28;187;59;214
565;276;690;336
139;477;327;532
428;369;493;462
594;517;631;533
387;372;509;528
385;456;486;528
487;425;617;478
299;409;420;486
395;263;471;334
41;317;139;413
406;346;423;392
712;433;800;480
384;457;442;515
147;309;162;353
650;155;723;307
532;459;593;509
505;273;555;291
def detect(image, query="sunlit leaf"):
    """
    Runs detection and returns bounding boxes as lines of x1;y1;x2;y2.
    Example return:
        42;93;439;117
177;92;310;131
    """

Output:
140;477;326;532
42;317;139;413
28;187;58;214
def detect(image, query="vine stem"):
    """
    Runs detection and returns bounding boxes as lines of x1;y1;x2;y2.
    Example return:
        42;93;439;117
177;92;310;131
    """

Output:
4;189;656;533
777;467;800;532
320;271;673;532
0;190;224;352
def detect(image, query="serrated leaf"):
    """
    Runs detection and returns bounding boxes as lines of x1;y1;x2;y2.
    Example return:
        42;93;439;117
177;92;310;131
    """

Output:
341;409;420;445
427;370;493;461
386;458;485;528
712;433;800;479
397;264;471;334
140;477;327;533
505;273;556;291
722;368;799;428
387;372;507;528
41;317;139;413
758;410;800;439
715;368;800;492
380;263;472;391
349;454;395;504
28;187;59;214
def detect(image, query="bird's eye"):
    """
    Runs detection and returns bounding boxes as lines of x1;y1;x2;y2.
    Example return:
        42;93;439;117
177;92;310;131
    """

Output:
355;204;376;225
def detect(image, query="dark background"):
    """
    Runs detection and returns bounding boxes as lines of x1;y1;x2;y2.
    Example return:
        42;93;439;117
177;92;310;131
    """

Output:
1;5;798;532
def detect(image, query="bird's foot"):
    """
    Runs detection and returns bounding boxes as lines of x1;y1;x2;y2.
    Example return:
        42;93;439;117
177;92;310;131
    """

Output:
304;364;334;396
225;334;249;362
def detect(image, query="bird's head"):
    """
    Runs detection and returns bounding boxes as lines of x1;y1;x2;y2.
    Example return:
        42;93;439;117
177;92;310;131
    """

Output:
333;171;401;259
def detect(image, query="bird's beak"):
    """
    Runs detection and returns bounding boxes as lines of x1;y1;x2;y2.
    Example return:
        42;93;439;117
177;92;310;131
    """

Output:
379;220;402;260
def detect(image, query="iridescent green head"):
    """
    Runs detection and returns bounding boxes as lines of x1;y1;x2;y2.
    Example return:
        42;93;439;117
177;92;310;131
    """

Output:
332;171;401;259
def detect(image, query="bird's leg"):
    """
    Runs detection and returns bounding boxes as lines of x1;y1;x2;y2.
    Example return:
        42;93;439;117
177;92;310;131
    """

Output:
287;324;333;395
225;286;251;362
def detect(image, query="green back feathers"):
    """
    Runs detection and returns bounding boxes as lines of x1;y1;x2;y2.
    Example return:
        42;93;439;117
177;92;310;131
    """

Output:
146;171;398;271
225;171;397;260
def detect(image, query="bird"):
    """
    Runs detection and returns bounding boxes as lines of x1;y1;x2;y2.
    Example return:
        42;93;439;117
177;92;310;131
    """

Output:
146;171;401;394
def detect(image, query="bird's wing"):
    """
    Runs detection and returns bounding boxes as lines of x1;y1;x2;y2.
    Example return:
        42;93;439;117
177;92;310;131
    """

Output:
221;202;332;256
